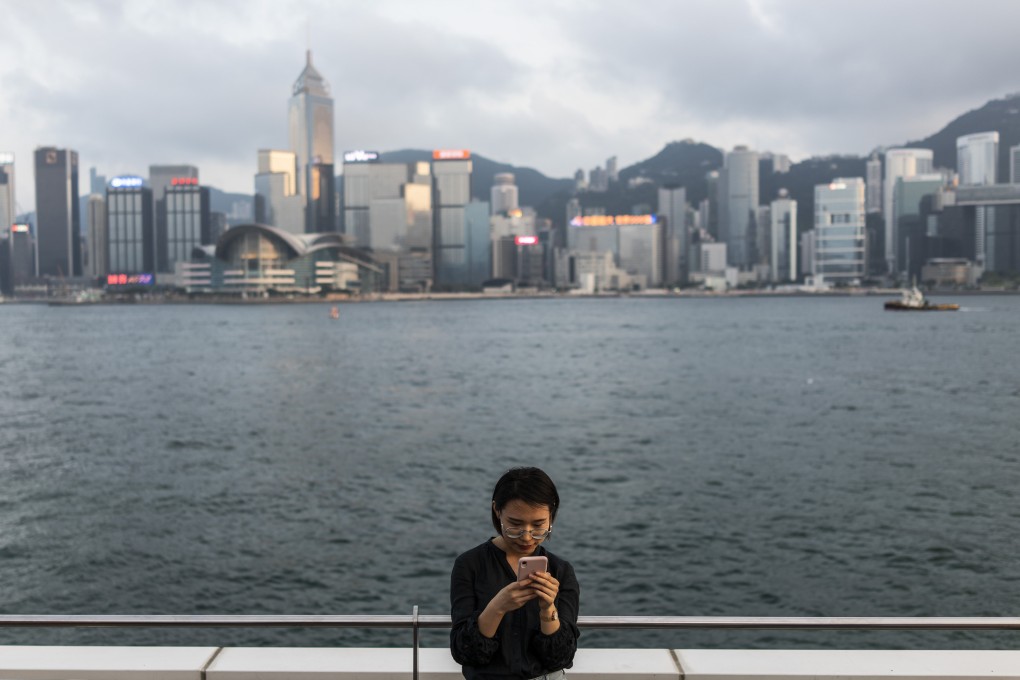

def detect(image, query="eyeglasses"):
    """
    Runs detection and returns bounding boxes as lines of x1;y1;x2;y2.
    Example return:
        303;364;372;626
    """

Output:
501;523;553;540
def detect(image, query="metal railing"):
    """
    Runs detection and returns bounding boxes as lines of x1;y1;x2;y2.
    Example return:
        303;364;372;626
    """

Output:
2;613;1019;680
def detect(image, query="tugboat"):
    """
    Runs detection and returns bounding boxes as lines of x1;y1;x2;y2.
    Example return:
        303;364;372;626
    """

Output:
884;285;959;311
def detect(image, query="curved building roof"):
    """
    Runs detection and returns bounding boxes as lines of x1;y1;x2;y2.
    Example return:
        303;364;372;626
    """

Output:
213;223;378;268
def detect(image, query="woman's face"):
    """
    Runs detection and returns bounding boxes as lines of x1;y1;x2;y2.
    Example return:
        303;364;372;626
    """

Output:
496;499;552;556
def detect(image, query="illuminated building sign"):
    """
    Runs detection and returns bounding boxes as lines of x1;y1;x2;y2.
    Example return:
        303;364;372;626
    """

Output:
110;176;144;189
106;273;154;286
569;214;658;227
432;149;471;160
11;224;30;233
514;235;539;246
0;153;13;164
170;177;199;186
343;150;380;163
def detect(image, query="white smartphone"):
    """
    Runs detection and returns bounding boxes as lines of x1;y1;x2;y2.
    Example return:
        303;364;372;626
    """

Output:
517;556;548;582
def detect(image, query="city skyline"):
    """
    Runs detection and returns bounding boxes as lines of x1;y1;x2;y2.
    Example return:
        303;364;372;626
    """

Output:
2;0;1020;211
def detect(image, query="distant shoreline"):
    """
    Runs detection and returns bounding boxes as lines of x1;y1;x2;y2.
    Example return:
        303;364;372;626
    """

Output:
4;287;1018;307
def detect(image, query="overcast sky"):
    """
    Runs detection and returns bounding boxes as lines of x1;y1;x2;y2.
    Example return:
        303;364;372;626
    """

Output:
2;0;1020;210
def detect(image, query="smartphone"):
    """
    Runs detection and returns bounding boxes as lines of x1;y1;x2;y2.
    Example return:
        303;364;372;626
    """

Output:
517;556;548;583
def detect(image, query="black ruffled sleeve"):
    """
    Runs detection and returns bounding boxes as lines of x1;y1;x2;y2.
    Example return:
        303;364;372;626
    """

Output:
450;553;500;666
530;560;580;670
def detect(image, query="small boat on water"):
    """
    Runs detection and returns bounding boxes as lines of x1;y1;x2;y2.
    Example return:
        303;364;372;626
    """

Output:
330;305;340;319
884;286;959;311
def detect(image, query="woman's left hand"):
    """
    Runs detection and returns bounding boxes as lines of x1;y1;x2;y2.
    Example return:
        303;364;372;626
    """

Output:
526;571;560;612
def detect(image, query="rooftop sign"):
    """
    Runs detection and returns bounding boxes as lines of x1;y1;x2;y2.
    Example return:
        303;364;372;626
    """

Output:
343;150;380;163
171;177;199;186
0;153;13;164
11;224;30;233
569;214;658;227
432;149;471;161
110;176;144;189
515;235;539;246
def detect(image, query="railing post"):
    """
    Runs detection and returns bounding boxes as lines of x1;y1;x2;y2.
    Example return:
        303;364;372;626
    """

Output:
412;605;419;680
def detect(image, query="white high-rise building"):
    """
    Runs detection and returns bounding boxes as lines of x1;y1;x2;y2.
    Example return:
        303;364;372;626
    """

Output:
957;132;999;266
957;132;998;185
770;190;797;283
814;178;866;284
720;146;759;268
490;173;519;215
883;148;933;274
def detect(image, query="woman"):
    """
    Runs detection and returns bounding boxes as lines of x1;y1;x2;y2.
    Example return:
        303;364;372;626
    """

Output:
450;467;580;680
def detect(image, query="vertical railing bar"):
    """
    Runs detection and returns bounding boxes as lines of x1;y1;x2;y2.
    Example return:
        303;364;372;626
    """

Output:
412;605;419;680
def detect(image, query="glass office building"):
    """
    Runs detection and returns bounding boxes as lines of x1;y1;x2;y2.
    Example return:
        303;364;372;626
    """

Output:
814;178;866;283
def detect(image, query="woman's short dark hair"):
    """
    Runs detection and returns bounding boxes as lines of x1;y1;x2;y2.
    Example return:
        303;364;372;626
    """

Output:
490;467;560;533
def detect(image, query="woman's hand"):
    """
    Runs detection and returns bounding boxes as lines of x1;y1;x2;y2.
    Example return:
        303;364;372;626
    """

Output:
526;571;560;613
478;581;539;637
491;580;540;615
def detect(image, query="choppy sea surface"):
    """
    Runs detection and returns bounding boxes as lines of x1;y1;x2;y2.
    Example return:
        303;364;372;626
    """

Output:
1;295;1019;650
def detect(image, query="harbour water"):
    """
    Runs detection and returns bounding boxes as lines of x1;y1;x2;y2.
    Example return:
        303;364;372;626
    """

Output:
1;296;1018;650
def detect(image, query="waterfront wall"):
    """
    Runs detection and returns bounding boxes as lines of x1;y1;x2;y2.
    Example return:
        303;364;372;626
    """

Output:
1;647;1019;679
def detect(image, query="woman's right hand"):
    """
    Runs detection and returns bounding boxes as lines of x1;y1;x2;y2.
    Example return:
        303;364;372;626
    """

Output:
477;580;539;638
490;579;539;615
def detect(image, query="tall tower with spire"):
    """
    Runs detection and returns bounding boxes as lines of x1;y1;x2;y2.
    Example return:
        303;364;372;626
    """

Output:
288;50;335;233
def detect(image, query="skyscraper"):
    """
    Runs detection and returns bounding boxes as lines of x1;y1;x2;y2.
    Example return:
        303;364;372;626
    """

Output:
432;150;473;288
770;189;797;283
150;165;199;273
719;146;759;268
657;185;686;285
957;132;998;186
1011;144;1020;184
865;154;882;214
957;132;999;267
490;173;519;215
255;149;303;233
162;180;211;274
289;50;335;233
87;194;107;279
883;148;933;275
814;178;866;284
0;154;16;230
34;147;81;278
106;177;154;274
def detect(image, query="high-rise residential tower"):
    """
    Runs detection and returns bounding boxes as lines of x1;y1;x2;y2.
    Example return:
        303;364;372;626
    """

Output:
289;50;335;233
719;146;759;268
883;148;933;275
34;147;82;278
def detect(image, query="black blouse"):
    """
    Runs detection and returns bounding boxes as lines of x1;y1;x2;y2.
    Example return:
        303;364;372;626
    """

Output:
450;539;580;680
